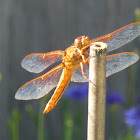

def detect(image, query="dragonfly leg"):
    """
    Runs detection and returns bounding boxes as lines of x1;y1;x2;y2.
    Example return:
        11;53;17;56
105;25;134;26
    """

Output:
80;62;96;89
81;52;91;65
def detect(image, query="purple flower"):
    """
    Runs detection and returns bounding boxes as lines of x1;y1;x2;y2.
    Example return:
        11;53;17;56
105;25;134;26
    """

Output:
65;83;88;101
106;91;125;105
124;107;140;138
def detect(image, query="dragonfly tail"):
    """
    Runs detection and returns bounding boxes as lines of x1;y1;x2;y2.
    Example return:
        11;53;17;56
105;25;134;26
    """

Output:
43;67;74;114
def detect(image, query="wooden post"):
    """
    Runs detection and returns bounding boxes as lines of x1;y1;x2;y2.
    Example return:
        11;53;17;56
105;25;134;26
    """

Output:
87;42;107;140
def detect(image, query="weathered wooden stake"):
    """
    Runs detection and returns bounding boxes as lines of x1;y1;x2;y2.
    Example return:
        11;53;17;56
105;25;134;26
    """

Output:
87;42;107;140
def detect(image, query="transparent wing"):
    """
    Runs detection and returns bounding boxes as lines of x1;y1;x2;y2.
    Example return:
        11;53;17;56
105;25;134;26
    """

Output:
71;63;89;82
21;50;64;73
71;52;139;82
106;52;139;77
90;22;140;52
15;64;63;100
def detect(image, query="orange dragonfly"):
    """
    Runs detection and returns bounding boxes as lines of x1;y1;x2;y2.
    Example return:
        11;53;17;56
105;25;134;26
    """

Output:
15;21;140;114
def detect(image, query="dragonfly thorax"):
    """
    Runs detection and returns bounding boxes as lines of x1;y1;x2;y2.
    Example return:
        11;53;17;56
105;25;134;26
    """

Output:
63;36;90;69
63;46;83;69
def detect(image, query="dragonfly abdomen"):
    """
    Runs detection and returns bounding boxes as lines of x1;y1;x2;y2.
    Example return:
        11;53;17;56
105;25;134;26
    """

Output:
43;67;74;114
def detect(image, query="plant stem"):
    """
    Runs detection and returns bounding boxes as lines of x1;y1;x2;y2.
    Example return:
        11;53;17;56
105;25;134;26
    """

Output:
37;98;46;140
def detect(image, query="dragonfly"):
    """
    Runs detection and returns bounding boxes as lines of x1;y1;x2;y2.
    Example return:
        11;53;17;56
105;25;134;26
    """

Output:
15;21;140;114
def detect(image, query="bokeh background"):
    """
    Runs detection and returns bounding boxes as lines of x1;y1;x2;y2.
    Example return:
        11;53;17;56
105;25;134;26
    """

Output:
0;0;140;140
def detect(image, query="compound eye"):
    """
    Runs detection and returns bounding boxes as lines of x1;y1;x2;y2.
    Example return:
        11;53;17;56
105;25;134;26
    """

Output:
82;36;90;46
74;36;82;48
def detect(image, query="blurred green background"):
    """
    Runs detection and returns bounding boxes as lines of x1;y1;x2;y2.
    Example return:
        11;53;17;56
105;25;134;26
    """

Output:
0;0;140;140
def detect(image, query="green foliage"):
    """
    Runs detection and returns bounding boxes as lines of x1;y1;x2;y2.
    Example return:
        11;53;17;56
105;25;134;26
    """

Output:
63;110;73;140
0;72;2;82
25;96;48;140
25;105;38;126
135;8;140;22
8;109;22;140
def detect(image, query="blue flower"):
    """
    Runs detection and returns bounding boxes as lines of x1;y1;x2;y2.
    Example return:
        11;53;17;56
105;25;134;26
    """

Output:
64;83;88;101
124;107;140;138
106;91;125;105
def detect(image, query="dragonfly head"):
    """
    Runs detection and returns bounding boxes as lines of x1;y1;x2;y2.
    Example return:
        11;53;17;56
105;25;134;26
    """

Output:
74;36;90;49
